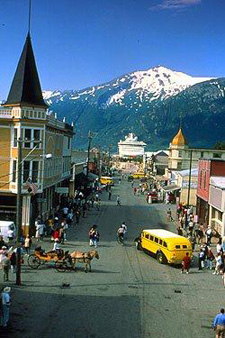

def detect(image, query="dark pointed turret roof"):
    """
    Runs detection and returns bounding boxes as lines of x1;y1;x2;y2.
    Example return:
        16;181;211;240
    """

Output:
3;33;47;108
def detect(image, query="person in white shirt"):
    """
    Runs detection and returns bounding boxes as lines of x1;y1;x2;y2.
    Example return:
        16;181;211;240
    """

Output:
7;228;14;241
1;286;11;327
53;239;61;258
121;222;128;238
216;239;223;254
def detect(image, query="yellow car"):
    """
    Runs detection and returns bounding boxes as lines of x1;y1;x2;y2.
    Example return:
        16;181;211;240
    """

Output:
136;229;192;265
132;172;146;179
100;176;114;186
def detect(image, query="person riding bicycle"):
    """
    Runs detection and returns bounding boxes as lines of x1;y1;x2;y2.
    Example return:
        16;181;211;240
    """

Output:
117;226;125;245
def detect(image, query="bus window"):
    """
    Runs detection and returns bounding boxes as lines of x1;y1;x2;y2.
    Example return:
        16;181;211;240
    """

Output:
159;239;163;245
155;237;159;243
150;235;154;241
175;245;181;249
183;245;187;249
163;241;167;248
145;234;149;239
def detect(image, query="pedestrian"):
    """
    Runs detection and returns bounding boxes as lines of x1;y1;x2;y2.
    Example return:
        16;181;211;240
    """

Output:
207;248;215;270
1;254;11;282
117;225;125;245
116;195;121;206
213;253;223;275
53;239;61;257
75;208;81;224
206;225;213;245
7;226;14;242
62;206;69;217
177;226;183;236
92;228;100;248
198;249;205;270
108;191;112;200
96;199;101;211
121;222;127;238
35;218;41;241
216;239;223;255
1;286;11;328
181;252;191;274
133;187;137;195
0;236;7;250
166;208;173;221
82;202;87;217
89;225;96;246
212;308;225;338
24;235;32;254
10;251;16;273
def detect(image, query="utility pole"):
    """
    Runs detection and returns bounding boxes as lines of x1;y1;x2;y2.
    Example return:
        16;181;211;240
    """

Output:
187;149;193;208
16;137;23;286
86;131;93;181
108;144;112;175
98;146;101;180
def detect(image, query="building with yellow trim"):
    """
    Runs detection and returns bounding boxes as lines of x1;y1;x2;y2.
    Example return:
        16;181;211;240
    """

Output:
168;128;225;171
0;34;73;234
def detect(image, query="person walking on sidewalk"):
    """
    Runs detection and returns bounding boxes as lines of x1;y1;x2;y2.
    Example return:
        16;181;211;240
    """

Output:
213;253;223;275
24;235;32;254
1;286;11;328
212;308;225;338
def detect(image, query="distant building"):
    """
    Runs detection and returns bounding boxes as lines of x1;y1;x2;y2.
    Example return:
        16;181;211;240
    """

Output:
118;133;146;158
168;128;225;171
145;150;169;175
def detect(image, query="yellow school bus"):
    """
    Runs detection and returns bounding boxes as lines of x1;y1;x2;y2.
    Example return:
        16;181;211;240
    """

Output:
100;176;114;185
136;229;192;265
132;172;146;179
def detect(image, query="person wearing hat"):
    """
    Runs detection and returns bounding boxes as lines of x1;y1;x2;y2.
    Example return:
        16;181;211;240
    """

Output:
1;286;11;328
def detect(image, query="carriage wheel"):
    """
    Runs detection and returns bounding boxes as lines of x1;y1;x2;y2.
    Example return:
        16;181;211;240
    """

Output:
28;254;40;269
55;261;67;272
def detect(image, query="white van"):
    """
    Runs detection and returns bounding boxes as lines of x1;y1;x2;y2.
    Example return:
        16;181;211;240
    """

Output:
0;221;16;242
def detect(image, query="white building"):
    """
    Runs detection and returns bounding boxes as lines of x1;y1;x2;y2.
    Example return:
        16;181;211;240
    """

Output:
118;133;146;158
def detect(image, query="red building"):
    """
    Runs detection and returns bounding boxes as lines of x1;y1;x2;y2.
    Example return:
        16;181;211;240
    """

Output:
196;159;225;225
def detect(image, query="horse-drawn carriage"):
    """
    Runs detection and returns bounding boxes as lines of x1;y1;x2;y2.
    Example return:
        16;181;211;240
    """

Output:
28;247;99;272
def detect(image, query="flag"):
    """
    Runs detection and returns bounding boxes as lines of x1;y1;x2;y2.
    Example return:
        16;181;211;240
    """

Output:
26;177;38;195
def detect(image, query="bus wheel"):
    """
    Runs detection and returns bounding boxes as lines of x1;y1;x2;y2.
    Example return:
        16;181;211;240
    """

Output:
157;252;166;264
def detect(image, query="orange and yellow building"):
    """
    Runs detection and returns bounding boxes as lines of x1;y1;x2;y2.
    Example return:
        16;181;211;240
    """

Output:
0;34;73;234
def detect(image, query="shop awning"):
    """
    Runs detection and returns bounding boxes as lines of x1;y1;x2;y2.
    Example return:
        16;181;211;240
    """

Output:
162;185;181;192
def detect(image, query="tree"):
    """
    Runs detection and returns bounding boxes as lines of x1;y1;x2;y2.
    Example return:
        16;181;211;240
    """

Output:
214;141;225;150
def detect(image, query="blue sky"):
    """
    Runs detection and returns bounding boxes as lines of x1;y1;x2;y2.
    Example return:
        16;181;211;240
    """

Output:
0;0;225;99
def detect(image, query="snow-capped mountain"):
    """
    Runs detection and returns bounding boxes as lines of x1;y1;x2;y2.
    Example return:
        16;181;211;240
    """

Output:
41;66;225;150
43;65;212;107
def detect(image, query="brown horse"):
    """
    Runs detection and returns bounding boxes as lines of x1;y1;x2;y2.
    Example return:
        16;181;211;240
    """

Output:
70;250;99;272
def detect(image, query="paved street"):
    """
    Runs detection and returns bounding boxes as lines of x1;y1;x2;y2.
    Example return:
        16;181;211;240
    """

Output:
1;179;224;338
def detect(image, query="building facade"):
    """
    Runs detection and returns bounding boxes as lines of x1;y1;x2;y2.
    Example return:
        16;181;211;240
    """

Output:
196;159;225;227
0;34;73;234
208;177;225;238
118;133;146;158
168;128;225;171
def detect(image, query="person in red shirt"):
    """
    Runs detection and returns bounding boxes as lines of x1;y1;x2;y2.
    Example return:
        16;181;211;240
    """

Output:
181;252;191;274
